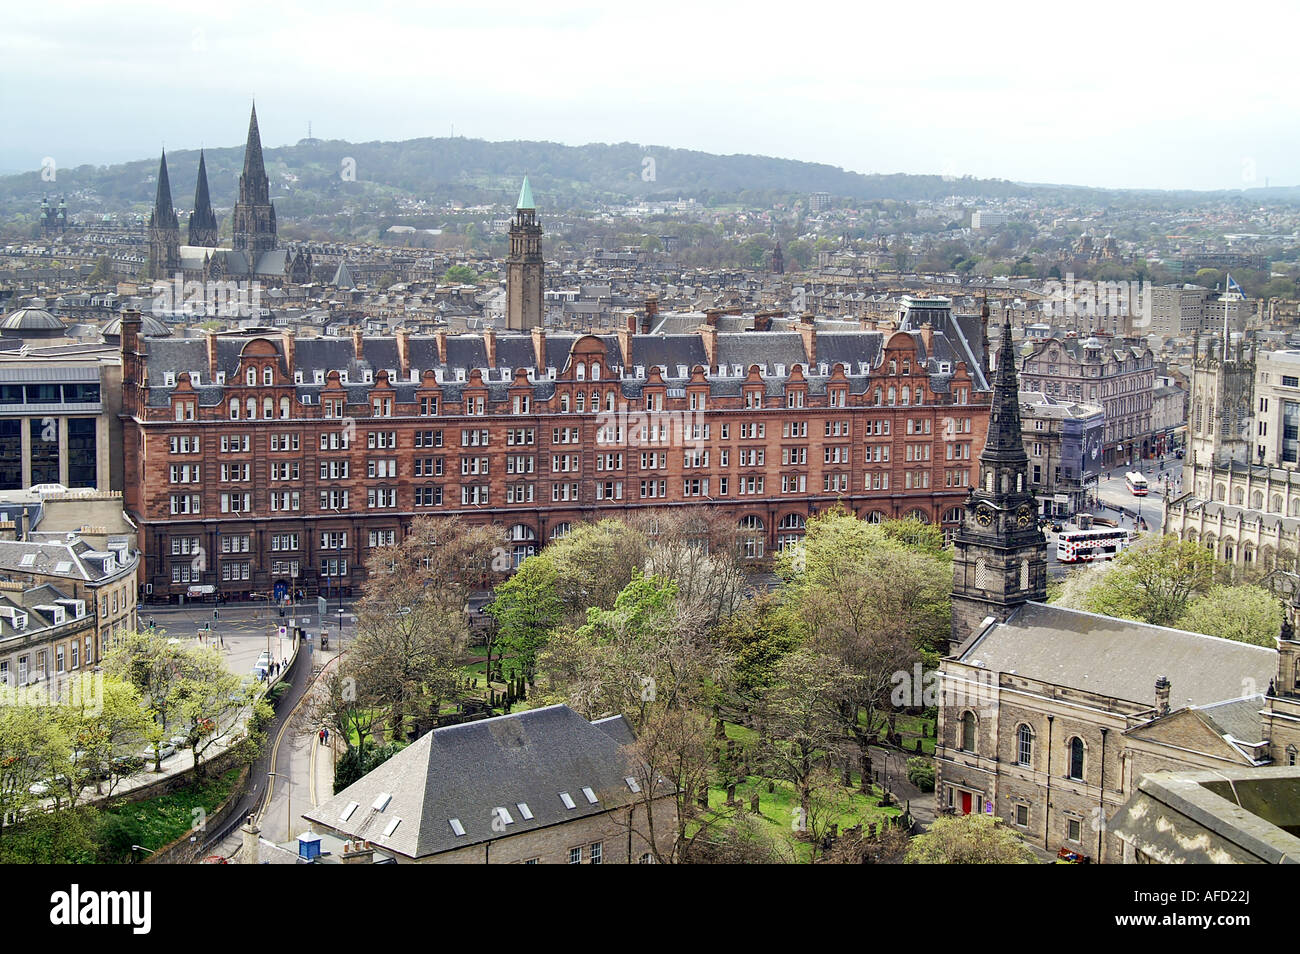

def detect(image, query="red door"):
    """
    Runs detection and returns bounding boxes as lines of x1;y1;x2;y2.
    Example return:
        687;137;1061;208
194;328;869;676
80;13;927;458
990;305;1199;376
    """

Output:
960;792;972;815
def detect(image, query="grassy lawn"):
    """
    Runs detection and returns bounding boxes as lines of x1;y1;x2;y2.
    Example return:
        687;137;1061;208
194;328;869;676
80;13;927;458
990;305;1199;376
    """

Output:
703;774;903;863
99;767;242;862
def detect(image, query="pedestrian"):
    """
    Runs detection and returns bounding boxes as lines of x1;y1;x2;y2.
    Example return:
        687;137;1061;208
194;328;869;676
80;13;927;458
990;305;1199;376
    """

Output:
318;728;324;746
324;727;329;746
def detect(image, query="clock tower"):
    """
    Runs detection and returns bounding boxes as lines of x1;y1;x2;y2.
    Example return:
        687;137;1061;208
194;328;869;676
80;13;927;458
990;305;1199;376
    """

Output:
950;312;1048;650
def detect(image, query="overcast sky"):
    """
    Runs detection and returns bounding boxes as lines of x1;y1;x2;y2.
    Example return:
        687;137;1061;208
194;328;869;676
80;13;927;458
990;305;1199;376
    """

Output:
2;0;1296;192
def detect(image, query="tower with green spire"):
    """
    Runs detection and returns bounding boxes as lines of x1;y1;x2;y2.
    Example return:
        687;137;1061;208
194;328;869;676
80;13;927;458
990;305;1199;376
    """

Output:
949;314;1048;650
147;150;181;280
506;176;543;331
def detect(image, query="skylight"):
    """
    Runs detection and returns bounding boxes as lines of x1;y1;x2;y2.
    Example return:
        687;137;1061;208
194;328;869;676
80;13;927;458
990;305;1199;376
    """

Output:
449;818;466;836
18;554;34;567
625;777;641;794
383;817;402;837
493;806;514;826
340;801;358;822
371;792;392;812
54;561;72;573
559;792;576;809
582;787;599;804
516;802;533;820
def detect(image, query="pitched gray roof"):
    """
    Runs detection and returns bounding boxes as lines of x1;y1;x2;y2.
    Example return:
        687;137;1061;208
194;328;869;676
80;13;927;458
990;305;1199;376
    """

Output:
303;705;651;859
959;602;1275;709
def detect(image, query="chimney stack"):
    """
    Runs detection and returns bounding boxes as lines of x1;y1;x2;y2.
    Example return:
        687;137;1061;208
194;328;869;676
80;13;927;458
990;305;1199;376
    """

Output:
699;324;718;373
281;328;296;377
434;328;448;365
240;815;261;865
645;292;659;328
919;321;935;357
206;328;219;380
340;838;375;864
797;312;816;366
351;328;364;361
532;325;547;374
618;313;635;369
704;308;722;327
395;327;410;379
483;327;497;369
1155;676;1171;716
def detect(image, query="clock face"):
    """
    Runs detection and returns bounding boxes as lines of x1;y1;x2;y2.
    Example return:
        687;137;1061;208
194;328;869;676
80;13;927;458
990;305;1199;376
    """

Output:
1017;505;1034;528
975;506;994;528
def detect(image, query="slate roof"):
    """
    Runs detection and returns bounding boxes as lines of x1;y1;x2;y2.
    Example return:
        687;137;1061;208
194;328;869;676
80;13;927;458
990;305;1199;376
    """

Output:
303;704;658;860
958;602;1275;709
1195;695;1267;746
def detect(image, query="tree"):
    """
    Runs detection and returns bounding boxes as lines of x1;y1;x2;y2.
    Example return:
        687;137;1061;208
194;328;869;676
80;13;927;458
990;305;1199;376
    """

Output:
87;255;113;283
54;673;151;802
351;515;505;736
757;649;852;822
1177;584;1283;647
541;520;650;622
170;646;255;776
620;704;716;864
488;556;562;685
104;629;196;771
0;703;67;836
905;813;1037;864
442;264;478;284
719;592;803;703
1079;536;1218;627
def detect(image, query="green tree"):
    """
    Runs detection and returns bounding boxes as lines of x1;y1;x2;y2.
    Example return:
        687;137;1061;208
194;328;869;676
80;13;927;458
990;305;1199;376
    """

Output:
0;703;67;836
170;646;255;776
1080;536;1218;627
905;813;1037;864
1177;584;1284;647
442;264;479;284
87;255;114;283
489;555;563;684
55;673;151;801
104;629;195;771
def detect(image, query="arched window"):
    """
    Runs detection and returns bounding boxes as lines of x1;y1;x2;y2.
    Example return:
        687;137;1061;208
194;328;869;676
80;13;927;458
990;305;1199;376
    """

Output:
591;363;600;381
864;511;884;524
960;711;977;753
1068;737;1085;780
874;388;882;406
549;522;572;540
263;397;273;419
590;390;599;410
575;363;585;381
245;397;256;419
887;386;896;405
280;396;290;419
905;508;930;524
1214;484;1226;502
1272;495;1283;514
1252;490;1264;509
1017;724;1033;767
1232;487;1244;505
605;392;615;412
263;366;273;386
246;367;256;386
1292;498;1300;518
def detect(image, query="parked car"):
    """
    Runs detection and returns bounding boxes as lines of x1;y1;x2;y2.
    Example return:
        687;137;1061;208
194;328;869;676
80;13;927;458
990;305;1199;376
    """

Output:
142;741;176;761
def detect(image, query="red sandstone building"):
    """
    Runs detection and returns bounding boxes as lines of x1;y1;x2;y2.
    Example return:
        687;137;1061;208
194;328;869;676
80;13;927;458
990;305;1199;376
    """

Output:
119;297;992;602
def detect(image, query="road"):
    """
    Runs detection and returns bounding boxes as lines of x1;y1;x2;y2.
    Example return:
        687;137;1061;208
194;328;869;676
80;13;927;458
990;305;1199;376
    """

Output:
1046;456;1183;579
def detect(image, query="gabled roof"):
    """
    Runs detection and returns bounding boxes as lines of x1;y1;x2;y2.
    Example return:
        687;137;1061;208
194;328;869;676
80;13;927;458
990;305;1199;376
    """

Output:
303;705;655;859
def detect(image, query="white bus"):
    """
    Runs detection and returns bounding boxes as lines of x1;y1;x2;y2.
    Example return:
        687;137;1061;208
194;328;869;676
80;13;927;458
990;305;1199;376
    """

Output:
1057;527;1132;563
1125;472;1149;496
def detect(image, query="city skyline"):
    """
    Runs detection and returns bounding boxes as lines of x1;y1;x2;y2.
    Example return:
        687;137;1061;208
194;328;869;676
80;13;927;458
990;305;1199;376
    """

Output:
2;0;1298;193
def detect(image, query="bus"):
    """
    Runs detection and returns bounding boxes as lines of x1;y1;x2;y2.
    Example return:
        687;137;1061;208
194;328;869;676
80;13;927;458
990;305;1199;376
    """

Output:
1125;472;1149;496
1057;527;1133;563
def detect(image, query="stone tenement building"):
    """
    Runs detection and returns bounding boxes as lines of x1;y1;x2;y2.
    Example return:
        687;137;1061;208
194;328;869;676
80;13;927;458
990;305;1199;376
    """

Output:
118;298;992;603
1012;333;1157;466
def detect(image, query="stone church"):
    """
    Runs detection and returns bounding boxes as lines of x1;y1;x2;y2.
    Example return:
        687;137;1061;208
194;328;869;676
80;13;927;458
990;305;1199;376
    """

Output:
147;105;311;288
936;318;1291;863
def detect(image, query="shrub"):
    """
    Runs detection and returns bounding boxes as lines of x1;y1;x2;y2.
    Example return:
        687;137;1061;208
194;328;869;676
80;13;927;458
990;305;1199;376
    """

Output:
906;757;935;792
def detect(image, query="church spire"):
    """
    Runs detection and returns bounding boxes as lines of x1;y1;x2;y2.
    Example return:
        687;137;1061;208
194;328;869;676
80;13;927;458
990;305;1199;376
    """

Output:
983;318;1029;463
148;151;180;280
241;103;269;202
151;150;178;229
232;103;277;256
188;149;219;247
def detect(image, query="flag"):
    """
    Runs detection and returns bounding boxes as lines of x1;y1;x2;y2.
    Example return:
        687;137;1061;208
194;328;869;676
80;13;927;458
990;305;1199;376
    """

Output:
1226;273;1247;299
